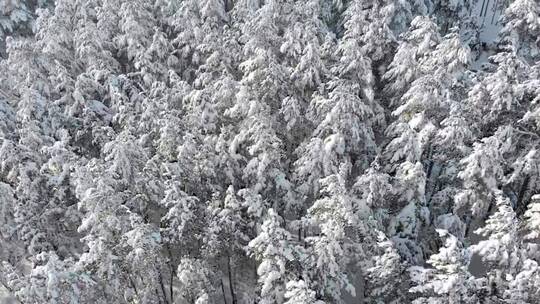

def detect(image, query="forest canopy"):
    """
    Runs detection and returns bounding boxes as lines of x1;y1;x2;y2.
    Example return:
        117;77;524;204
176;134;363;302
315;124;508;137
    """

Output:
0;0;539;303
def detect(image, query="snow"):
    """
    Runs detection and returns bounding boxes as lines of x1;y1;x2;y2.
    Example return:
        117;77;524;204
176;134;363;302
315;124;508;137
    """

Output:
471;0;505;69
474;0;504;44
1;0;539;303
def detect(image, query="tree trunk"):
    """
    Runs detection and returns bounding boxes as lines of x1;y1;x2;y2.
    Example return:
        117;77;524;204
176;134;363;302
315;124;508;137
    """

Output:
166;245;175;304
221;279;228;304
515;176;530;215
227;256;237;304
158;268;171;304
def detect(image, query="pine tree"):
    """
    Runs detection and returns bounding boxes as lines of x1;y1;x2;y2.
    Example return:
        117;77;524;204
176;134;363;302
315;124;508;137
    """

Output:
304;170;356;303
204;186;251;304
283;280;323;304
388;161;429;264
177;258;217;304
226;0;295;216
470;191;522;301
353;160;393;228
409;229;481;304
468;52;529;125
384;16;441;103
0;0;53;56
383;28;471;177
504;259;540;303
365;231;407;304
455;130;510;220
499;0;540;62
248;209;295;304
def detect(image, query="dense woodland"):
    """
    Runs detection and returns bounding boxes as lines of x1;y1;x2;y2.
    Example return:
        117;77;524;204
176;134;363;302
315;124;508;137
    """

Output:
0;0;539;303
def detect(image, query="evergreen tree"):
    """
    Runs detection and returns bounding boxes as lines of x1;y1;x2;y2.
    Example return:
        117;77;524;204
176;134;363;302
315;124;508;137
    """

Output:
304;170;356;303
499;0;540;62
248;209;295;304
410;229;481;304
364;231;407;304
283;280;322;304
470;191;522;301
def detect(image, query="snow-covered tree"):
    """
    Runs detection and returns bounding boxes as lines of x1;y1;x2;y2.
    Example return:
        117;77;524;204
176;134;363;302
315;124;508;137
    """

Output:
0;0;52;56
353;160;393;228
304;171;356;303
409;229;481;304
504;259;540;303
177;258;217;304
470;191;522;301
384;16;441;102
365;231;407;304
248;209;295;304
283;280;322;304
389;161;429;264
204;186;251;304
499;0;540;62
455;130;510;221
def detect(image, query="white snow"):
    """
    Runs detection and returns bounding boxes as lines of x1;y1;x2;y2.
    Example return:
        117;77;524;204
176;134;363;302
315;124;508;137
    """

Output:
471;0;505;69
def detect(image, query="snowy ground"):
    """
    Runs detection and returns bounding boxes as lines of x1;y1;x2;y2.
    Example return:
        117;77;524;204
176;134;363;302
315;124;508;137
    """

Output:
474;0;503;43
471;0;504;69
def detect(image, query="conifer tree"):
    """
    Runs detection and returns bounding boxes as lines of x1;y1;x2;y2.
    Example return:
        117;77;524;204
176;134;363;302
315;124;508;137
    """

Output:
410;229;481;304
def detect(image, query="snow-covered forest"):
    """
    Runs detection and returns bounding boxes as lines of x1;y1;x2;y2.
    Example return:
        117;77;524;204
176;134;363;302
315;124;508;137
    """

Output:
0;0;539;303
